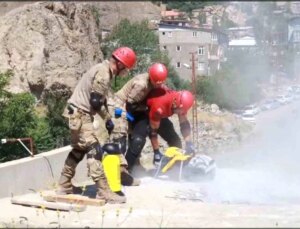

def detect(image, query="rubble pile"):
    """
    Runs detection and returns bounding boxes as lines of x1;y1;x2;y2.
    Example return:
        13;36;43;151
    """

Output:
140;102;254;169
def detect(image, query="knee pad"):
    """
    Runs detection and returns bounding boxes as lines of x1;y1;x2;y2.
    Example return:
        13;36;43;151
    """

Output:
129;135;146;157
66;149;85;166
113;136;127;154
102;143;121;155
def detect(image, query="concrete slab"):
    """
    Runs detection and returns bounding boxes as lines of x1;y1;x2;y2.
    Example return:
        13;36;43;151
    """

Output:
0;176;300;228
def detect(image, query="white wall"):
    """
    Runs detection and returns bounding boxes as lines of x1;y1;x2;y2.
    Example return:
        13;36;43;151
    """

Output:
0;146;90;198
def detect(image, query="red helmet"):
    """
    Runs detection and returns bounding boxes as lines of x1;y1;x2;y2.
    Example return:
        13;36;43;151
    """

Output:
148;63;168;83
112;47;136;69
175;90;195;113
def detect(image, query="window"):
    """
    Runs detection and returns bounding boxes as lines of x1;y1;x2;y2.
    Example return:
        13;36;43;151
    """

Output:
198;62;205;71
294;31;300;42
162;32;166;36
162;45;167;50
176;62;181;68
198;46;204;55
176;45;181;51
211;33;218;41
193;31;198;37
168;31;172;37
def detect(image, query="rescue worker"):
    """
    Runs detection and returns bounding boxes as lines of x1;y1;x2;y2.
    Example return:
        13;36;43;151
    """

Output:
112;63;168;171
146;88;196;165
56;47;136;204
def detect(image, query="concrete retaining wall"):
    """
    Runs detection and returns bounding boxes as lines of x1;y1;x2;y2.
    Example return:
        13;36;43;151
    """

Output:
0;146;90;198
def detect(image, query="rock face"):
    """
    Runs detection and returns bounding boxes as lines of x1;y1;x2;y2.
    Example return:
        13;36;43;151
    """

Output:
0;1;161;98
0;2;103;98
93;1;162;30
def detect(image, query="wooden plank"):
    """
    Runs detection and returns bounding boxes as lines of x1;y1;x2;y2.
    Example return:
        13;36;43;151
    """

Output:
43;194;105;207
11;197;86;212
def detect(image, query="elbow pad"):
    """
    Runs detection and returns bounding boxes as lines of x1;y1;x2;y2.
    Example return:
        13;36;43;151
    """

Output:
90;92;105;111
180;120;191;138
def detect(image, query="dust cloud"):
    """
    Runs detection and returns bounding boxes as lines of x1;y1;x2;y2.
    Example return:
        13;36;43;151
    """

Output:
187;101;300;205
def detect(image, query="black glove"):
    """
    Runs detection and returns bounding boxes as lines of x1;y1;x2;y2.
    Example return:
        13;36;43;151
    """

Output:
105;119;114;134
153;149;163;165
185;141;196;155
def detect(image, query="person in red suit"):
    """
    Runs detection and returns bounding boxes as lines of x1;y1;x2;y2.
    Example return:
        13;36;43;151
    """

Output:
146;87;196;165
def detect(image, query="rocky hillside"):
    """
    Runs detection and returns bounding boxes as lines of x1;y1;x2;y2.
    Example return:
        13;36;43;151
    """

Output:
93;1;161;30
0;1;161;98
0;2;103;98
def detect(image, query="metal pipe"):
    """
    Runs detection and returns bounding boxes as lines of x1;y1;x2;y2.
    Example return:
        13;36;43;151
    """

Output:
1;138;34;157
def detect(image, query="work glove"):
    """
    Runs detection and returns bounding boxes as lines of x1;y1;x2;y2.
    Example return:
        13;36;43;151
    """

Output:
153;149;164;166
114;107;123;118
105;119;114;135
125;111;135;122
185;141;196;155
114;108;135;122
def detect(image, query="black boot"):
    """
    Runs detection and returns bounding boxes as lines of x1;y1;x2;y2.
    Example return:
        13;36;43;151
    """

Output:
120;166;141;186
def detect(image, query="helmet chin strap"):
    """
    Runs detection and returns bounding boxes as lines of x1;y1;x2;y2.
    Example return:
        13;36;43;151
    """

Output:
116;61;128;75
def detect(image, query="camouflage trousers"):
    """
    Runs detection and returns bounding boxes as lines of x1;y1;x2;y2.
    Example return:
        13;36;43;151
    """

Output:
60;104;127;182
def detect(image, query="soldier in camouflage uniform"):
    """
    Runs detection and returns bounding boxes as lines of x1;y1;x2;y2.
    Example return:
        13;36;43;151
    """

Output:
56;47;136;204
112;63;168;171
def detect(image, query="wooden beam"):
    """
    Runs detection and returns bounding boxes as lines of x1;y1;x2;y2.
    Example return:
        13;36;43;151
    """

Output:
43;194;106;207
11;197;86;212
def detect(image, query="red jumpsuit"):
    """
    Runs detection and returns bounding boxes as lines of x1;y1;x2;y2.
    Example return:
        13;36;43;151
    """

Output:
147;88;174;120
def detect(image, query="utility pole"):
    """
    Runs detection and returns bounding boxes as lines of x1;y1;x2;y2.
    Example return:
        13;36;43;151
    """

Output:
190;52;199;151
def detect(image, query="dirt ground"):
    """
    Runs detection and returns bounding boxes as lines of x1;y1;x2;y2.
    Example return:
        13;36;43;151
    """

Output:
1;172;300;228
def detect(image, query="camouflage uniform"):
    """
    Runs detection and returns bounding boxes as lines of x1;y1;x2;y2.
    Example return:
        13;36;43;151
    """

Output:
110;73;155;168
100;73;153;165
57;60;126;202
115;73;153;113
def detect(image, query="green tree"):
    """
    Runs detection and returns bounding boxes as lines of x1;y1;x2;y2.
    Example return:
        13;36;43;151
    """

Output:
28;117;55;153
43;85;71;149
0;72;38;162
0;71;72;162
0;71;13;106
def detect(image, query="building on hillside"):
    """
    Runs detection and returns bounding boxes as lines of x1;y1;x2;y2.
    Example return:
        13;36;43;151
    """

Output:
290;2;300;15
160;9;195;27
158;23;227;80
288;17;300;44
161;9;186;20
191;5;224;29
287;17;300;80
159;18;193;27
226;26;257;52
228;36;257;49
190;4;247;29
227;26;254;40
